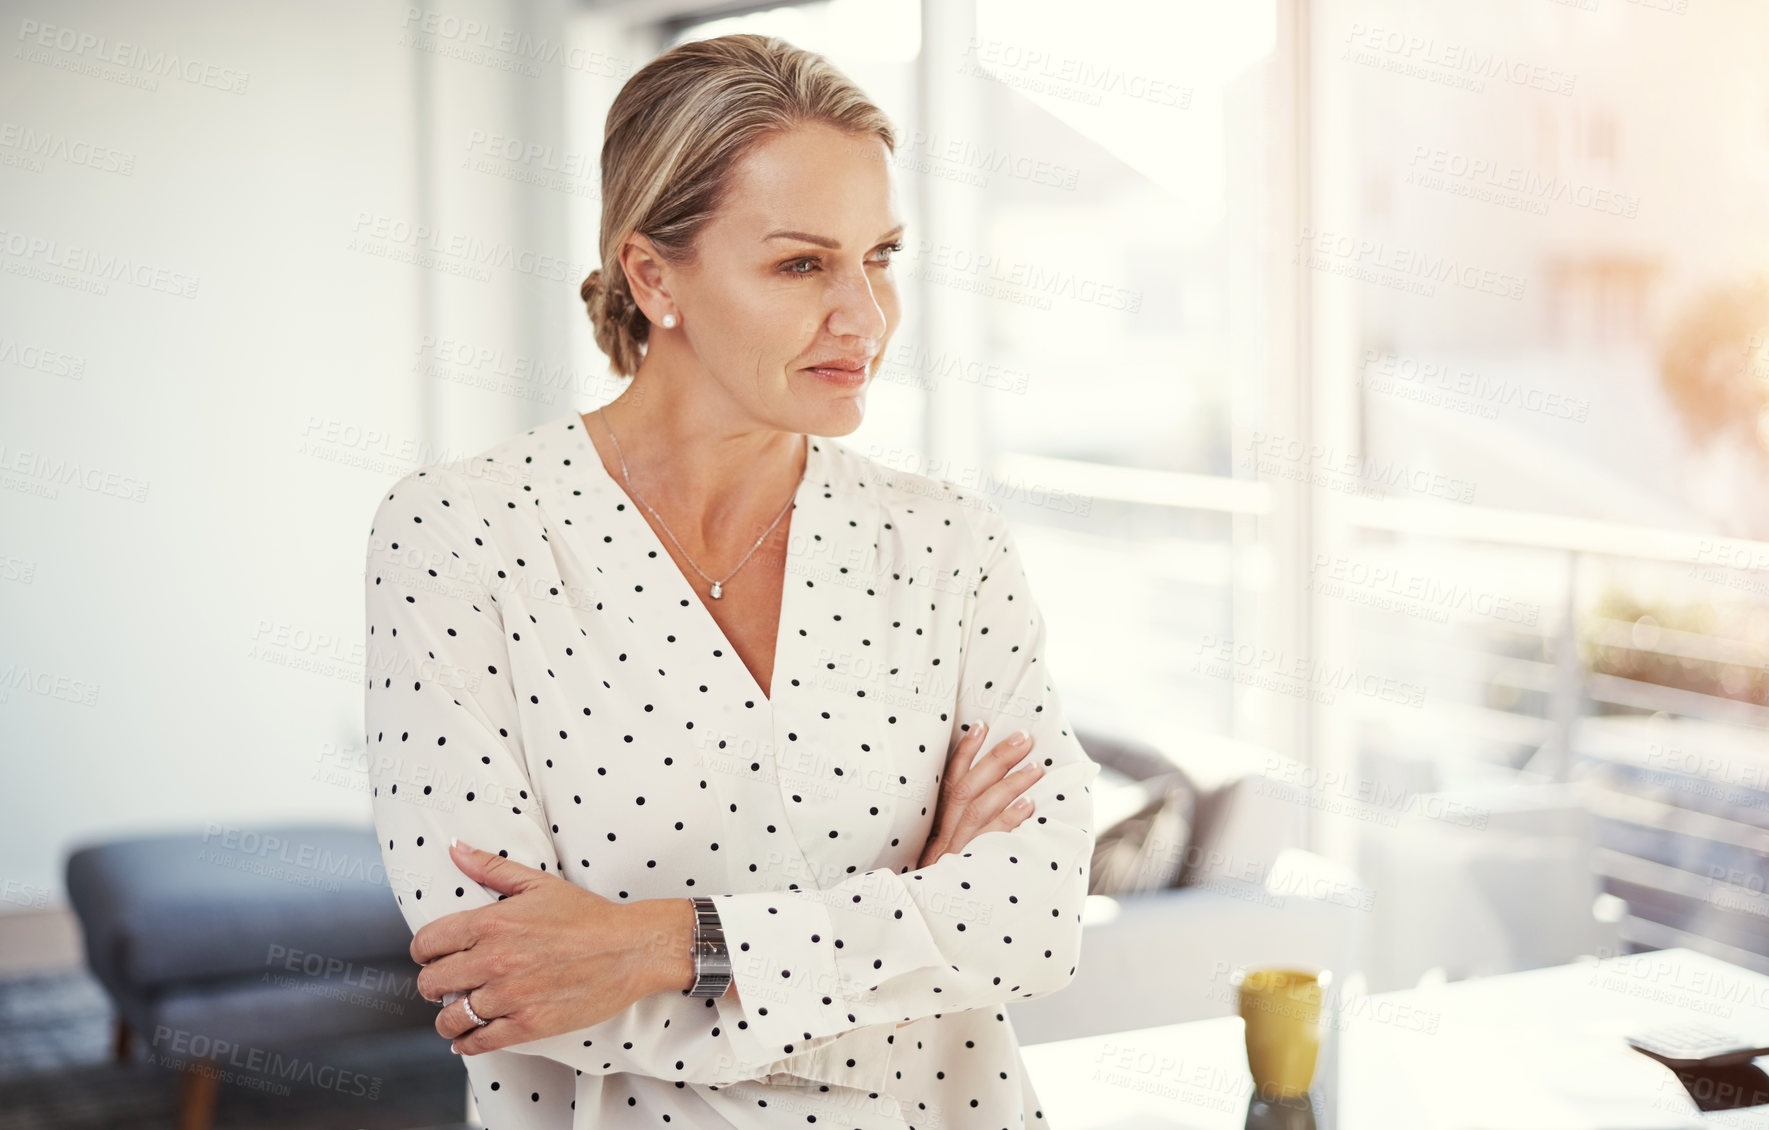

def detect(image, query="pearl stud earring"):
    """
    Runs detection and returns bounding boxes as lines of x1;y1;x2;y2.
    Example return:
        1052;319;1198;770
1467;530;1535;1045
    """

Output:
661;313;677;328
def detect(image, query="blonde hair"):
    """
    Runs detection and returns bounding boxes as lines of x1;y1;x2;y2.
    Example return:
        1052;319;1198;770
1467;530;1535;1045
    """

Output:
580;33;899;377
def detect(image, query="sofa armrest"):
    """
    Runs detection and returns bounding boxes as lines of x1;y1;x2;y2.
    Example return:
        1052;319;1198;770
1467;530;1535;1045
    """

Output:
1008;851;1369;1045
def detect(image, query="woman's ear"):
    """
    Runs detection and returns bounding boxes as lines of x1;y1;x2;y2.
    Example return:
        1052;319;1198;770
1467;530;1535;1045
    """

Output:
618;233;675;324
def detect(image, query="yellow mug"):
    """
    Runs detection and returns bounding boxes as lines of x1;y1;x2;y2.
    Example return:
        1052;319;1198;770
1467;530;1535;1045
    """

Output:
1233;966;1332;1099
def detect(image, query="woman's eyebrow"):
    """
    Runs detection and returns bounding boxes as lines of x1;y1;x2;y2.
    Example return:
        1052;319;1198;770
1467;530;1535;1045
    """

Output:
763;224;905;249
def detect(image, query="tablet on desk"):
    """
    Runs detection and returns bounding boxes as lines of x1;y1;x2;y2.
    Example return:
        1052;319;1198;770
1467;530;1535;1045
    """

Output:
1626;1023;1769;1071
1627;1022;1769;1126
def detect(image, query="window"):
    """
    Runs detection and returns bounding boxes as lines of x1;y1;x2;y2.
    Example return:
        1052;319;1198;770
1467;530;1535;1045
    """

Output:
596;3;1769;972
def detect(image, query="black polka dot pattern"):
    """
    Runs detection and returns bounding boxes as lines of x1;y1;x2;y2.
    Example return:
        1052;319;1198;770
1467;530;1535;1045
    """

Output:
364;411;1100;1128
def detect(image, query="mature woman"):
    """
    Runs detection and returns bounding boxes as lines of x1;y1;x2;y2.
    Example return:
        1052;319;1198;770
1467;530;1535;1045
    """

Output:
363;33;1101;1129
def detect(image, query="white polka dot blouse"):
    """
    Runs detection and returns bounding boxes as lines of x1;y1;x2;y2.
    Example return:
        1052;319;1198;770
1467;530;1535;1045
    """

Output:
363;410;1101;1128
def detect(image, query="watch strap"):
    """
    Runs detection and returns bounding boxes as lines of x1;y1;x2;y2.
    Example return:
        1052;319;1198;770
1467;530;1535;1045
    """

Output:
687;896;732;998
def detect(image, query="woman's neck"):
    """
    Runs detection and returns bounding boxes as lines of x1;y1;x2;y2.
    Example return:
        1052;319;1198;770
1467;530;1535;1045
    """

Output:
588;393;805;550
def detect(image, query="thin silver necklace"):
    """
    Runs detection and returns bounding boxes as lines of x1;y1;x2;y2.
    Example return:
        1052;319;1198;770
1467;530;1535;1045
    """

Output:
598;408;801;600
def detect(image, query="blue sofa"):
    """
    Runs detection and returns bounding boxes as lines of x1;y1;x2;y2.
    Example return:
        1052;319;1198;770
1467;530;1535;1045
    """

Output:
65;823;439;1128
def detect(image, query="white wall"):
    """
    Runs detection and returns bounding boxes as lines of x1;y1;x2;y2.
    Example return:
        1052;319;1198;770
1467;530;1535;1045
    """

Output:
0;0;619;911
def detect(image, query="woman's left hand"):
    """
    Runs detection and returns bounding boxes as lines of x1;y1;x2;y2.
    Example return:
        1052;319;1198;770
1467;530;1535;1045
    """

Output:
411;839;670;1055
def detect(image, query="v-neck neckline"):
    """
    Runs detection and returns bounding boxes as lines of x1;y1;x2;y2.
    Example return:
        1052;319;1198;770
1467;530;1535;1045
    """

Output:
564;411;817;709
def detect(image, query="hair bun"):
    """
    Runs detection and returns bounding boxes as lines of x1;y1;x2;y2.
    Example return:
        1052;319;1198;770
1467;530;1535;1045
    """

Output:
583;267;635;318
582;266;644;377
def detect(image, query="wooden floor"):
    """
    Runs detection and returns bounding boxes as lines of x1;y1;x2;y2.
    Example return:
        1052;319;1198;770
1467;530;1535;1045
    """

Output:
0;948;473;1129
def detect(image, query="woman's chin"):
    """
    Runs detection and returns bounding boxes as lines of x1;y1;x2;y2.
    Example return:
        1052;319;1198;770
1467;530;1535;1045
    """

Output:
797;392;866;437
784;371;866;424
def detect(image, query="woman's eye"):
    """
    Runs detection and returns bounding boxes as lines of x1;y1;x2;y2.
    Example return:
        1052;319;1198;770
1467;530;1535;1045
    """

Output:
783;243;904;277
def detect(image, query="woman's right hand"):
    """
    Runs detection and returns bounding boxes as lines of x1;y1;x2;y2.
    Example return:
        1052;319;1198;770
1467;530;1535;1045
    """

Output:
915;722;1043;870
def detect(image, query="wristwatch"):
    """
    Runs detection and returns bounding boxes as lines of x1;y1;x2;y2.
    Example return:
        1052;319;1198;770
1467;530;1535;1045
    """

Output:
687;896;732;998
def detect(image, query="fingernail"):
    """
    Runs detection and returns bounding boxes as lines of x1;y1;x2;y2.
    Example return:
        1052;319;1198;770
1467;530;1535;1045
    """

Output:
1007;730;1029;747
451;1041;461;1054
451;837;473;852
1013;796;1033;809
971;721;988;740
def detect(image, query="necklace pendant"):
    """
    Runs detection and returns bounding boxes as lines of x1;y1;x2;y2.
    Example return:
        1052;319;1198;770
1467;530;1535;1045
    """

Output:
710;582;722;600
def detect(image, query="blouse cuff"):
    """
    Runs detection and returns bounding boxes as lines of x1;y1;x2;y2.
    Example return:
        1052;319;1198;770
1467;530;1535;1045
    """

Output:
712;870;944;1054
755;1024;897;1096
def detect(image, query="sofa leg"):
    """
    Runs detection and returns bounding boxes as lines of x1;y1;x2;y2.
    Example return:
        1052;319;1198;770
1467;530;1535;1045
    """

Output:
113;1017;132;1063
177;1064;220;1130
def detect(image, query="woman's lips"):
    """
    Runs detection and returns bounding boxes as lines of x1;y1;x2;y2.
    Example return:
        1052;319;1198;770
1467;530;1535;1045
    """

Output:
805;364;868;387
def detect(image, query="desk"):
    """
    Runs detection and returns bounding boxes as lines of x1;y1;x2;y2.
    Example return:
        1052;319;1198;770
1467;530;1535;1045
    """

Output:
1020;948;1769;1129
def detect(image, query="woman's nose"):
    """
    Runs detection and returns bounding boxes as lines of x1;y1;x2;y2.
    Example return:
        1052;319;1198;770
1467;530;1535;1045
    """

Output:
825;267;889;341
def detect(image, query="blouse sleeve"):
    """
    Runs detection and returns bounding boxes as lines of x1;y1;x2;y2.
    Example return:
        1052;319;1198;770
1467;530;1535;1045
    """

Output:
709;501;1102;1057
364;467;885;1097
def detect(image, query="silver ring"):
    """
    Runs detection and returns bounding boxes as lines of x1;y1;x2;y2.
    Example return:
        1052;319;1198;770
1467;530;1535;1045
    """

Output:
461;992;490;1028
